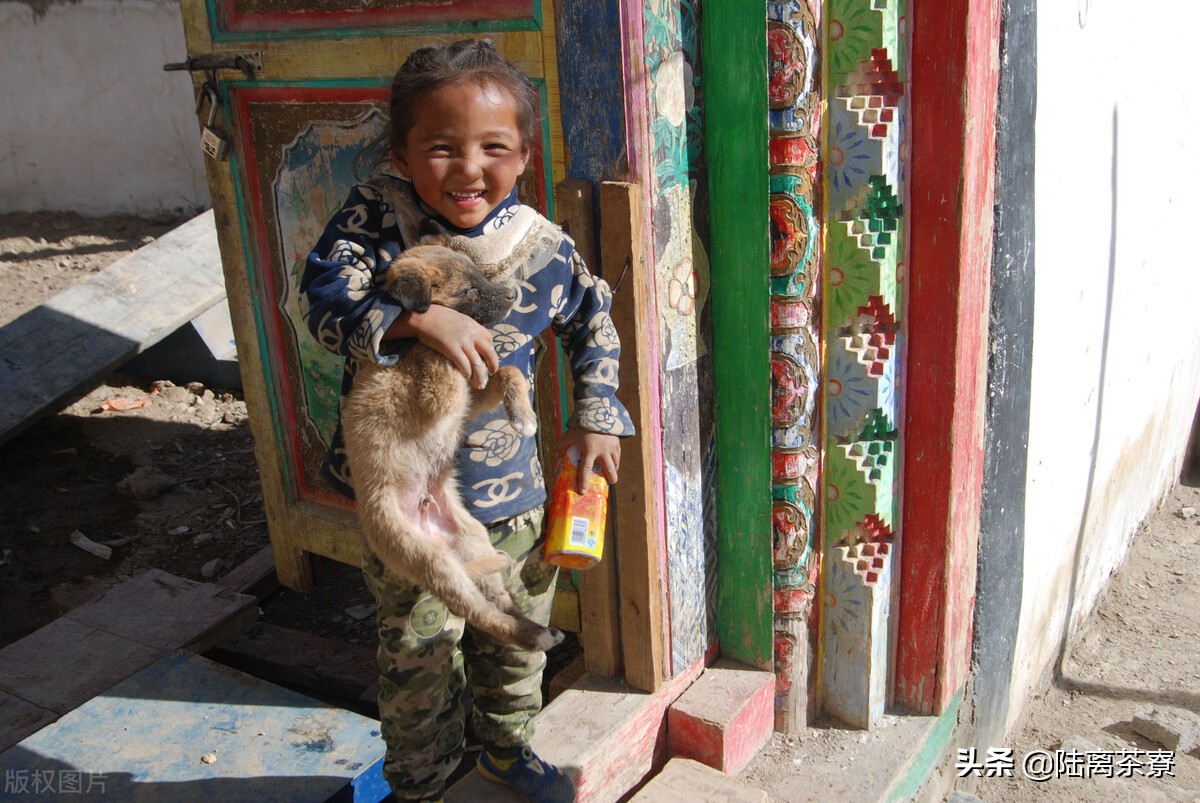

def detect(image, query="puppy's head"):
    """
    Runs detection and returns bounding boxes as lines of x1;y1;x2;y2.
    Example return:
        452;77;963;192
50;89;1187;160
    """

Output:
381;232;516;326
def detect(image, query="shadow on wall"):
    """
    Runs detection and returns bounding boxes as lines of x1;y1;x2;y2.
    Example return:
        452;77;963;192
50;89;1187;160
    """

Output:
1055;104;1119;682
1185;399;1200;485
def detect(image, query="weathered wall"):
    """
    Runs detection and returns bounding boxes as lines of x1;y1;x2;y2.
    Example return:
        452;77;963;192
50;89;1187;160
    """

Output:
0;0;210;216
1006;0;1200;733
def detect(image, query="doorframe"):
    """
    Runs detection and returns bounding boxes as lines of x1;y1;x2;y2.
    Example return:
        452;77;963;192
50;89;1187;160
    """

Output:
706;0;1002;715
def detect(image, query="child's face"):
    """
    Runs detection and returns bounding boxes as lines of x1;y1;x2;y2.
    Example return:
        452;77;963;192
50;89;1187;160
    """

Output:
394;81;530;230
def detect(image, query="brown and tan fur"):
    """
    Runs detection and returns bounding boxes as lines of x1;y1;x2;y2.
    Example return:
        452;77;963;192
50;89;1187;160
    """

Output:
341;232;562;652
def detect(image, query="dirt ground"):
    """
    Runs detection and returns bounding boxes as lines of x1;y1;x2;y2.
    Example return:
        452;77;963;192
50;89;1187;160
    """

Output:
3;212;1199;801
964;474;1200;803
738;475;1200;802
0;211;385;655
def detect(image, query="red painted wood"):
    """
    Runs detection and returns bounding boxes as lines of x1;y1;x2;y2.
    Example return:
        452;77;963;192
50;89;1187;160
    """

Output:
897;0;1000;715
666;662;774;775
232;86;386;510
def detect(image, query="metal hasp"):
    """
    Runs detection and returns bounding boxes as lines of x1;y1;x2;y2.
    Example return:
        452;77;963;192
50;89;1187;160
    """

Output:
163;51;263;79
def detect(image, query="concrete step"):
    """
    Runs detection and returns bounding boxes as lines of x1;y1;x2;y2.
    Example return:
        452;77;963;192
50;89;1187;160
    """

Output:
667;659;775;776
630;758;769;802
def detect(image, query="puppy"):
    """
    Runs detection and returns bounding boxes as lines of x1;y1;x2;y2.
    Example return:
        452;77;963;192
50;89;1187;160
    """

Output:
341;231;563;652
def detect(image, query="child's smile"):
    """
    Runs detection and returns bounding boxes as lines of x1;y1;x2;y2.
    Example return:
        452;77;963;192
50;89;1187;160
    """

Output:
394;81;530;230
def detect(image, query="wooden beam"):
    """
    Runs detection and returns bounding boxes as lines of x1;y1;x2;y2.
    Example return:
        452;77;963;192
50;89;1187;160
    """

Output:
555;179;621;671
555;178;598;273
215;544;280;602
578;517;622;677
898;0;1001;714
602;181;667;692
0;570;257;720
704;0;774;669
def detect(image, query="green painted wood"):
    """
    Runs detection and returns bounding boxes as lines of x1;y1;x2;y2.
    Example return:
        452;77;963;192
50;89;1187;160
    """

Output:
883;689;964;802
704;1;773;669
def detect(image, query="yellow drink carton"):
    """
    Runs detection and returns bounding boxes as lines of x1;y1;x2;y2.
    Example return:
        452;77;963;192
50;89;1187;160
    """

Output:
543;453;608;570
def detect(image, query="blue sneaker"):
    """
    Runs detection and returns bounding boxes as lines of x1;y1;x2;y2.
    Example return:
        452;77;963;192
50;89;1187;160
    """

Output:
477;746;576;802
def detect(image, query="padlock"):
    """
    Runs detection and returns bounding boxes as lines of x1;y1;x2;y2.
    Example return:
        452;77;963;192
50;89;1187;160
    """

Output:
199;83;229;161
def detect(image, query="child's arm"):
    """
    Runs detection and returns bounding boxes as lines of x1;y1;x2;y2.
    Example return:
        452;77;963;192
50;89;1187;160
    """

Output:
300;186;494;387
300;186;411;364
551;245;636;493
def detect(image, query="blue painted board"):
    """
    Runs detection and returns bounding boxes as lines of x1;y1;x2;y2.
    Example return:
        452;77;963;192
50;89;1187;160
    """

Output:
0;651;387;802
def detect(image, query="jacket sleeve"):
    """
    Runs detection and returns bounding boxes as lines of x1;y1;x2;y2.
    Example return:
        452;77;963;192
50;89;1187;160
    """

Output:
299;185;412;365
551;242;636;438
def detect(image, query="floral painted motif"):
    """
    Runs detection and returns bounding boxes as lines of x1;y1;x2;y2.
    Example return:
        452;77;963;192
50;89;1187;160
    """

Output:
768;0;823;731
825;439;873;544
667;257;696;315
768;20;809;110
645;0;714;676
819;0;906;728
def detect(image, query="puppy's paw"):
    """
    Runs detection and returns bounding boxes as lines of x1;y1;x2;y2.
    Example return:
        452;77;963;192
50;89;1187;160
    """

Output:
534;627;566;652
506;402;538;437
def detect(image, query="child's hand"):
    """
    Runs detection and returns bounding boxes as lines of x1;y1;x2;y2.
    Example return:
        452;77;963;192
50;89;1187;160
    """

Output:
387;305;498;389
558;428;620;493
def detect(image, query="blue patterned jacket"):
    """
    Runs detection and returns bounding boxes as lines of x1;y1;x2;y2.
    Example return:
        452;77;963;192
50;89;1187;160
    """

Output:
300;169;634;524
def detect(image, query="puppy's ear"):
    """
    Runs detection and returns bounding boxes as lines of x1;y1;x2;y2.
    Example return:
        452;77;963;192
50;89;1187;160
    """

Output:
417;218;451;246
385;266;432;313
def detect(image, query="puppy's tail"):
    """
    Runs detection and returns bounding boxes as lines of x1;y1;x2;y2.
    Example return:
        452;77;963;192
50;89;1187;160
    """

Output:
358;487;562;652
464;554;510;576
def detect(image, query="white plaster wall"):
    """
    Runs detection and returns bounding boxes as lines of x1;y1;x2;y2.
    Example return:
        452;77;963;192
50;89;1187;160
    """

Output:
1010;0;1200;733
0;0;210;216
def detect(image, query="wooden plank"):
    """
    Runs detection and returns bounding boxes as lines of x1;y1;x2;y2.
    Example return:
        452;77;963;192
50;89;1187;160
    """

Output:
820;545;894;728
0;651;389;802
215;544;280;602
601;181;666;692
555;178;621;674
66;568;257;655
0;568;259;724
0;617;162;715
554;178;598;272
0;690;59;754
447;656;706;803
703;0;774;669
0;210;225;444
897;0;1000;714
552;0;627;192
206;623;378;704
579;519;622;677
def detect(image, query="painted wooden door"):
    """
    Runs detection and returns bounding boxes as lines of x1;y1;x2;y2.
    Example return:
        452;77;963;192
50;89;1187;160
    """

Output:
177;1;568;592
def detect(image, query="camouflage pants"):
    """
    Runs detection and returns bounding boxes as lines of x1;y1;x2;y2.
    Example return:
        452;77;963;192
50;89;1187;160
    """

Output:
362;506;558;801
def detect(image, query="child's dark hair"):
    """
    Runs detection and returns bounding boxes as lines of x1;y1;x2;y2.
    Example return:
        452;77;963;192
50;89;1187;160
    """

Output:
389;39;539;153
